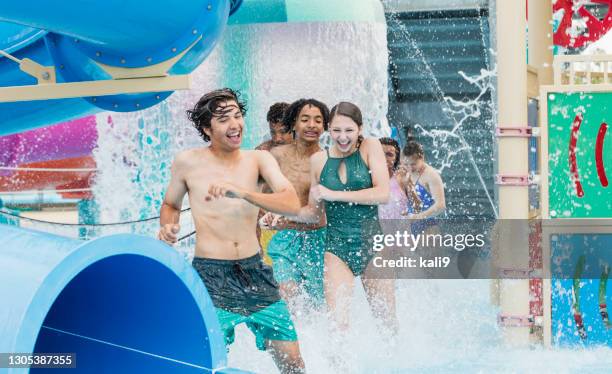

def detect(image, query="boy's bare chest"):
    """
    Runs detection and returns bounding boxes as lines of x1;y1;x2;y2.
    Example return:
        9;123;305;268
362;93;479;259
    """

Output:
184;162;260;192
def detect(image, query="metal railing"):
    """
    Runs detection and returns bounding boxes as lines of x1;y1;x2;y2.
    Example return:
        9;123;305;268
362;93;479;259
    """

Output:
553;54;612;86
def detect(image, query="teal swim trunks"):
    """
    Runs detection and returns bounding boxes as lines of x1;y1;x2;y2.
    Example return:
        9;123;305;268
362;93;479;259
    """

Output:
267;228;326;303
215;300;297;350
192;254;298;351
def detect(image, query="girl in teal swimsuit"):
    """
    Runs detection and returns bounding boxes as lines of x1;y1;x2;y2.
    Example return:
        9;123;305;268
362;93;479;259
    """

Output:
290;102;394;333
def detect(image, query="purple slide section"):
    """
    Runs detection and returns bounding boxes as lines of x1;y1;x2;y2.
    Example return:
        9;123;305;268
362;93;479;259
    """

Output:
0;116;97;176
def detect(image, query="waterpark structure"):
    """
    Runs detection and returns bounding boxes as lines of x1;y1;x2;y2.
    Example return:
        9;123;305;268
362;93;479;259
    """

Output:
0;0;611;372
1;0;250;372
494;0;612;347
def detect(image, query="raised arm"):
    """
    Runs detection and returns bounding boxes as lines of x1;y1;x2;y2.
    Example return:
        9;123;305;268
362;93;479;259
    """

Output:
320;138;389;205
158;154;188;244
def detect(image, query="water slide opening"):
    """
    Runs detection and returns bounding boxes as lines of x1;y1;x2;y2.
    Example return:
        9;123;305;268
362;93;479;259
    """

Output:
31;254;216;373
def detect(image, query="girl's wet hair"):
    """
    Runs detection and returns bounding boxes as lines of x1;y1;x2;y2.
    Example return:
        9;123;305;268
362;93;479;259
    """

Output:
330;101;364;148
379;137;400;170
282;98;330;132
403;140;425;159
186;88;247;142
329;101;363;127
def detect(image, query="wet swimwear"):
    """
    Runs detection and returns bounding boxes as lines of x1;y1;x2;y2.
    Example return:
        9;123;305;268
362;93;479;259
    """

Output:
267;228;326;303
320;148;382;276
259;228;276;265
379;177;408;220
406;179;438;233
214;300;296;351
192;254;297;350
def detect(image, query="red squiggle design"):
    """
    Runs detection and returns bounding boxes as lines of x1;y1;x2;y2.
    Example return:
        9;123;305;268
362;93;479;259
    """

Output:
596;122;609;187
569;113;584;197
554;0;612;48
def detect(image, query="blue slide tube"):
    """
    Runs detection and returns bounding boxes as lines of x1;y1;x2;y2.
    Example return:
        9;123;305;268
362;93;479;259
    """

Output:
0;0;242;136
0;224;249;373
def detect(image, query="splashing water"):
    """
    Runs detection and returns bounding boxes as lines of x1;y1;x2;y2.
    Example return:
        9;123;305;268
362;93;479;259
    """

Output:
211;21;391;148
92;21;390;239
83;18;510;373
386;11;498;218
416;67;499;218
29;8;612;374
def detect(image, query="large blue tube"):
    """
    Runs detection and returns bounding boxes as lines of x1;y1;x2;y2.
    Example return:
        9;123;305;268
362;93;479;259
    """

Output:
0;224;248;373
1;1;234;68
0;0;243;136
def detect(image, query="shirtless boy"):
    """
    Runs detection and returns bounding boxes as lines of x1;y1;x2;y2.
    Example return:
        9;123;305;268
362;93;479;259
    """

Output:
255;102;292;261
158;88;305;373
263;99;329;307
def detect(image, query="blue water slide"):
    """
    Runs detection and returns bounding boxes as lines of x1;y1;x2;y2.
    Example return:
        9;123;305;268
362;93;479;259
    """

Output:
0;2;255;367
0;224;250;373
0;0;242;136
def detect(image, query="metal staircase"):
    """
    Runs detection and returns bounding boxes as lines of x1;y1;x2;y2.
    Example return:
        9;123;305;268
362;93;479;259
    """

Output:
387;8;496;218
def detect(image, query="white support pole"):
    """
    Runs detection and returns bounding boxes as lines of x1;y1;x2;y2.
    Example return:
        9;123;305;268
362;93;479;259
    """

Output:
496;0;531;346
528;0;554;86
527;0;554;345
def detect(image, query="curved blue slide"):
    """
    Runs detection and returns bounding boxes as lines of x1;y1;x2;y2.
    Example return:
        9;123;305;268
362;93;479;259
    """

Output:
0;225;249;373
0;0;242;136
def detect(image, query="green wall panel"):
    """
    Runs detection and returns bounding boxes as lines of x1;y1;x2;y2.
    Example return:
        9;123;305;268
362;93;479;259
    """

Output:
547;92;611;218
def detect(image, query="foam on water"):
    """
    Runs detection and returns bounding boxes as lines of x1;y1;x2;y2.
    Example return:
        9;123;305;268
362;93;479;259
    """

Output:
225;278;612;373
227;279;499;373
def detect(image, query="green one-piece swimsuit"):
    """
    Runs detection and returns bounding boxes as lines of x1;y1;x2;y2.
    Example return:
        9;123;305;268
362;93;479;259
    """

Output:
319;148;382;276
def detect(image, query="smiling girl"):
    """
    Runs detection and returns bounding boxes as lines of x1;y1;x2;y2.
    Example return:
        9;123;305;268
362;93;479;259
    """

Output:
290;102;395;334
